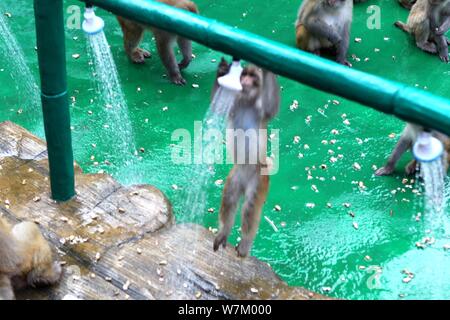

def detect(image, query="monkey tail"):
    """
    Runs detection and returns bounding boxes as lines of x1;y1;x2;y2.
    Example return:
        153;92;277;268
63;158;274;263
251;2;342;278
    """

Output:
394;21;410;33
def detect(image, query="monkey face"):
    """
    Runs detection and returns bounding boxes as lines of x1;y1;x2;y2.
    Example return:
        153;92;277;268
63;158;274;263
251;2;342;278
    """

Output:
240;67;262;93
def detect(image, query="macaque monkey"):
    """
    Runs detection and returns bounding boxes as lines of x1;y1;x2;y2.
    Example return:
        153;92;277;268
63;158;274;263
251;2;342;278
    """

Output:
375;123;450;176
395;0;450;62
0;217;61;300
117;0;199;85
295;0;353;66
212;60;280;258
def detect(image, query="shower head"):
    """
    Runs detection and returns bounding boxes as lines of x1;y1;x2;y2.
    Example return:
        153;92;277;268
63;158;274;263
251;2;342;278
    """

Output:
82;7;104;35
217;59;243;91
413;131;444;163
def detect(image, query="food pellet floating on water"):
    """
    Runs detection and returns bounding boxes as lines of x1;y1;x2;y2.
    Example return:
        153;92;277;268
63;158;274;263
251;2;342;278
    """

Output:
250;288;259;294
354;38;362;43
33;196;41;202
118;207;126;214
352;222;359;230
4;12;12;18
274;205;281;211
72;54;80;59
195;292;202;299
192;84;199;88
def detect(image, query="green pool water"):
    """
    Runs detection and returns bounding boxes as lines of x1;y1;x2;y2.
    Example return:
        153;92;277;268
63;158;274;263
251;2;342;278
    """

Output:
1;0;450;300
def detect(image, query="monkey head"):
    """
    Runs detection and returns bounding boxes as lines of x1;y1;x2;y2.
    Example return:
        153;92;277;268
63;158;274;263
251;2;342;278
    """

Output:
240;66;262;98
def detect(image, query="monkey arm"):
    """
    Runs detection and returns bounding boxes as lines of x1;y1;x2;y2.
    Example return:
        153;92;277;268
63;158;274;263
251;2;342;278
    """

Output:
261;70;280;120
336;22;351;65
435;17;450;36
305;17;342;45
375;136;412;176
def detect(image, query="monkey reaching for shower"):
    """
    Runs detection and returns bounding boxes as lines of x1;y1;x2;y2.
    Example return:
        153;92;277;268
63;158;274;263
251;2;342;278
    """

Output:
212;59;280;258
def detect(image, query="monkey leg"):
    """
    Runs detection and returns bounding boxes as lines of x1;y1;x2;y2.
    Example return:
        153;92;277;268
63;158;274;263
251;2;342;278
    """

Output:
0;275;14;300
414;25;437;54
213;167;243;252
236;174;269;258
117;17;150;64
435;35;449;62
155;32;186;85
376;136;412;176
335;23;352;67
177;37;193;70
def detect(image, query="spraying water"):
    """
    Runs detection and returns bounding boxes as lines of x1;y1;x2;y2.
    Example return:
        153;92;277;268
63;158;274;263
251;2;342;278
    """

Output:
413;132;449;236
86;31;139;184
0;13;41;133
181;87;238;219
420;161;448;234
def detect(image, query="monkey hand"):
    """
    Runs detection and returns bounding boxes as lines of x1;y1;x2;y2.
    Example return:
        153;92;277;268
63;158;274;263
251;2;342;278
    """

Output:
405;160;419;175
375;166;394;176
435;27;446;36
131;48;151;64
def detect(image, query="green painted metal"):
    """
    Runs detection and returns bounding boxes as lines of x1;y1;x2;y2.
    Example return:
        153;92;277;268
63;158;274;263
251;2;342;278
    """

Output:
80;0;450;135
34;0;75;201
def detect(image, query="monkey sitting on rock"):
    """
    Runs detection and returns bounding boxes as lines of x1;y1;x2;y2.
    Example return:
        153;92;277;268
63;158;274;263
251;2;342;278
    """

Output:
395;0;450;62
0;217;61;300
295;0;353;66
117;0;199;85
212;59;280;258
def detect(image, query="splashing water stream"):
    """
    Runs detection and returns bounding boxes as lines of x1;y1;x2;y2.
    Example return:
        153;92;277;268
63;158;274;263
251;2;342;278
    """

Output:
0;13;41;133
175;87;237;290
86;32;139;184
419;160;449;236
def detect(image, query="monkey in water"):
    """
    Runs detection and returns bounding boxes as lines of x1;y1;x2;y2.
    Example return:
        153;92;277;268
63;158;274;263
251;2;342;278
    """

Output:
395;0;450;62
117;0;199;85
212;60;280;258
375;123;450;176
295;0;353;66
0;217;61;299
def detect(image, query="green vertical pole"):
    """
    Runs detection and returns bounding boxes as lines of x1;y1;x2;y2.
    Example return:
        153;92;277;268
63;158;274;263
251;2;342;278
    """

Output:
34;0;75;201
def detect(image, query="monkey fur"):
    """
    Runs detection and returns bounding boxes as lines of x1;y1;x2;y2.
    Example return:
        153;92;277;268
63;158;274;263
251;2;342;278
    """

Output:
375;123;450;176
212;59;280;258
117;0;199;85
0;217;61;300
295;0;353;66
395;0;450;62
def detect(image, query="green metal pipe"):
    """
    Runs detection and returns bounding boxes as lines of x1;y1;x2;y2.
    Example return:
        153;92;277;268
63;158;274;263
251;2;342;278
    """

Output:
34;0;75;201
81;0;450;135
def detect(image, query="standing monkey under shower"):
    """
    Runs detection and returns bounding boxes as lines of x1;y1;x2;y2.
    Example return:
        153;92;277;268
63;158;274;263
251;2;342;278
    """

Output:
212;59;280;258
